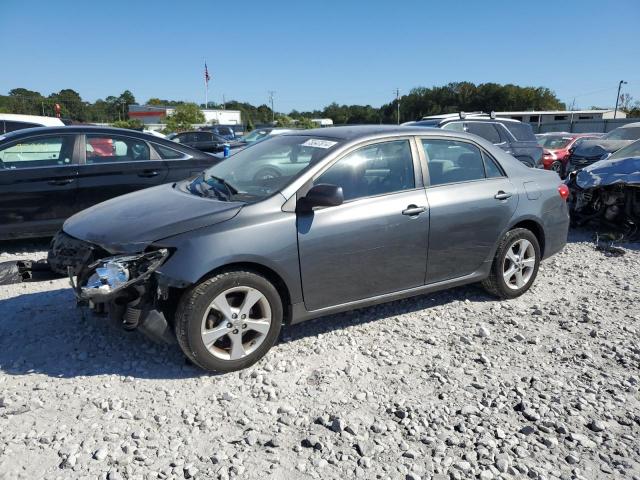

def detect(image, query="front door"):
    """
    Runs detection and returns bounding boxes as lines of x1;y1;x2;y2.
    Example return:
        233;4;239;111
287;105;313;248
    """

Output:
419;137;518;283
0;133;79;238
76;133;169;211
297;138;429;311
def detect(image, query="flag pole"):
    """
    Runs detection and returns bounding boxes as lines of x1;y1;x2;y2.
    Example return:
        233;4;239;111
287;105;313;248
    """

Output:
204;60;208;109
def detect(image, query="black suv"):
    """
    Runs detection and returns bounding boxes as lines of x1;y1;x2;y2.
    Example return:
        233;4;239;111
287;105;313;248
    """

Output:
405;114;543;168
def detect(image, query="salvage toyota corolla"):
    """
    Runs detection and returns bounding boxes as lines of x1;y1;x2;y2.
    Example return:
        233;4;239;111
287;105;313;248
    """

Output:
50;126;570;373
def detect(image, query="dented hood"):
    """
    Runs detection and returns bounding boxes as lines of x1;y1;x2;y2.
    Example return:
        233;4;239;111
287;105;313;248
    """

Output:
576;156;640;189
63;182;243;253
572;139;631;158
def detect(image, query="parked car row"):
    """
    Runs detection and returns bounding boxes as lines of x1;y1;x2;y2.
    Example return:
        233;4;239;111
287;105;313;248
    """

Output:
535;132;602;177
533;122;640;178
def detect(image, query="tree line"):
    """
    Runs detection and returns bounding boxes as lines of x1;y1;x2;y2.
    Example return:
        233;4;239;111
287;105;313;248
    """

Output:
2;83;637;128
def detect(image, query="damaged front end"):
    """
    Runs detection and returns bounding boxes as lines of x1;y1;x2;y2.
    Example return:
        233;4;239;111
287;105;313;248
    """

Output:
567;156;640;238
69;248;177;344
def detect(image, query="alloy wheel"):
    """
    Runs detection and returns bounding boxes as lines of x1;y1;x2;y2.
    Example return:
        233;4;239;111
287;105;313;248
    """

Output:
502;238;536;290
200;286;272;360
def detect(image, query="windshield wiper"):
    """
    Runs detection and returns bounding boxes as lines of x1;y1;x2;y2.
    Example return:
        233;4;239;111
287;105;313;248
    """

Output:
207;175;238;196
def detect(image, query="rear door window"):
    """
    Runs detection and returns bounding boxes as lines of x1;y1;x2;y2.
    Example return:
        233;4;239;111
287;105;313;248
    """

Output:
421;139;486;186
482;152;505;178
466;122;502;144
504;122;536;141
86;134;150;163
154;143;186;159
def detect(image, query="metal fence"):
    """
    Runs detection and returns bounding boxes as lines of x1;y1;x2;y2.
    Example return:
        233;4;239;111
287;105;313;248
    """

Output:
531;117;639;134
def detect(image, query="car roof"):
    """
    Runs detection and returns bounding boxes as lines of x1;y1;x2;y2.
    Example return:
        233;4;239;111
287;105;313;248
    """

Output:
1;125;159;139
280;124;486;142
0;113;65;126
619;122;640;128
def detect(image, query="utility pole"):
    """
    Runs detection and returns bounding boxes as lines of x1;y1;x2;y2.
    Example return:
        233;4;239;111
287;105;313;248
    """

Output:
268;91;275;123
395;88;400;125
222;94;226;110
614;80;627;119
569;98;576;132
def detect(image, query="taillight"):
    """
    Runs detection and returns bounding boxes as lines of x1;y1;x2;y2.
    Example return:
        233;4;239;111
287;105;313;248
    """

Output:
558;184;569;201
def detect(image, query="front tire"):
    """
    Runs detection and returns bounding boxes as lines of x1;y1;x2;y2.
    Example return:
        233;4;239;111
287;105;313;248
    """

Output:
175;270;283;373
482;228;540;299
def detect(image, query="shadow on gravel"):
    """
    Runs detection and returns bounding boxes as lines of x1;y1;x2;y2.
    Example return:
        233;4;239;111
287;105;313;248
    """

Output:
0;282;493;380
282;283;492;344
0;287;204;380
0;238;51;255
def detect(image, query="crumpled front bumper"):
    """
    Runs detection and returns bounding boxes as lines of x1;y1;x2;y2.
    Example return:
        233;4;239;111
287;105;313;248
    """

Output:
68;249;176;344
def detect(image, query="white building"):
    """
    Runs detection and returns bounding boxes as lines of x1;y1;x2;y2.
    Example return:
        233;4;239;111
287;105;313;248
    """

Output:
495;109;626;124
129;104;242;125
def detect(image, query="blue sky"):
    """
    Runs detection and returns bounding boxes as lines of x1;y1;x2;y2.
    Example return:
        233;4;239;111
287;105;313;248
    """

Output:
1;0;639;112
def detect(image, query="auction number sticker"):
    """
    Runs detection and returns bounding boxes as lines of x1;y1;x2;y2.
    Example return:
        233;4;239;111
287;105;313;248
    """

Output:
301;139;337;149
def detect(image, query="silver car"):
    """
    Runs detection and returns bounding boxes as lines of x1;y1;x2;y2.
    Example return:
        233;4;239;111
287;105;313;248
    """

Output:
53;126;570;373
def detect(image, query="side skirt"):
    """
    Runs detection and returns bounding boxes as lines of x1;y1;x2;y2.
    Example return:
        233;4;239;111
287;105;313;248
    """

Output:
289;265;490;325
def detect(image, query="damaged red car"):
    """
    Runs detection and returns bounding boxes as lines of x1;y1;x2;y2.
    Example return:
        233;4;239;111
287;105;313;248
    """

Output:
536;133;601;178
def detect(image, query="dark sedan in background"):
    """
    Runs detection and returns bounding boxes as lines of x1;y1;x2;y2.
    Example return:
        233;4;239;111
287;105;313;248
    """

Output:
168;130;243;154
0;126;221;240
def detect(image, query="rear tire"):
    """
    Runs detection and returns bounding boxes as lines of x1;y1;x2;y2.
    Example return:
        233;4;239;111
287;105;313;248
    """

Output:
482;228;540;299
550;161;562;175
175;270;283;373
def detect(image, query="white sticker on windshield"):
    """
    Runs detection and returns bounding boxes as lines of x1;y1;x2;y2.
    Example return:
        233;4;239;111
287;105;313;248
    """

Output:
301;139;337;149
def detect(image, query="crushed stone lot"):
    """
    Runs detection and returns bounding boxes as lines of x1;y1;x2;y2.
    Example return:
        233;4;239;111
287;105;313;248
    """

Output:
0;231;639;480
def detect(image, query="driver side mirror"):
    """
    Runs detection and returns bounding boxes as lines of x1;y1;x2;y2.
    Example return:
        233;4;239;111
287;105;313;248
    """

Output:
297;184;343;212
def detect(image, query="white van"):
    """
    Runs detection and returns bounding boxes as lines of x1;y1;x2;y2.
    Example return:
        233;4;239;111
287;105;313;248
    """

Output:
0;114;65;135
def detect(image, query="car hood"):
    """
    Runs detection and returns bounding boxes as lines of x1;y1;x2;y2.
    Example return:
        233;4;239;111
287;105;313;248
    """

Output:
576;156;640;189
63;182;244;253
572;139;630;158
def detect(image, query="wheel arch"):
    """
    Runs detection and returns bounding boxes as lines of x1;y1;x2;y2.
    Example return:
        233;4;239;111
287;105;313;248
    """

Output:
199;261;293;324
508;217;545;257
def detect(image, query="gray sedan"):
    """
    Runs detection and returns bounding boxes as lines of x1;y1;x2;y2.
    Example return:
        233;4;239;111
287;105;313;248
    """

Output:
52;125;570;373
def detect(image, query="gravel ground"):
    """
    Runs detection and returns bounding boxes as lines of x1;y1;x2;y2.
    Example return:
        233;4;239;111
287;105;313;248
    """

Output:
0;230;639;480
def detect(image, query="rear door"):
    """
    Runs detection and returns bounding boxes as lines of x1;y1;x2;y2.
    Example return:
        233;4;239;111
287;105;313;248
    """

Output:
75;133;169;211
419;137;517;283
0;133;79;238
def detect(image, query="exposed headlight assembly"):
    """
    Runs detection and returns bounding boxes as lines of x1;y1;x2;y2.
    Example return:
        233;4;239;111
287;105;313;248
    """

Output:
70;249;169;300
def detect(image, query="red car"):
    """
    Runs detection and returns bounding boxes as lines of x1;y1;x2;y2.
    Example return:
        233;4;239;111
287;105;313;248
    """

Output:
536;133;602;177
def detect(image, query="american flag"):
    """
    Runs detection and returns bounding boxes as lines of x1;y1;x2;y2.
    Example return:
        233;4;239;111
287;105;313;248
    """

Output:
204;62;211;84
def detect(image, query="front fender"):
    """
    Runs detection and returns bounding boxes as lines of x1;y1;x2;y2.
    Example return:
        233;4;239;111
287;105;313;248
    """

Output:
154;202;303;304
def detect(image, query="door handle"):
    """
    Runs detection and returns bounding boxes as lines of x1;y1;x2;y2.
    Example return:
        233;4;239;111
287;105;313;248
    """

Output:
48;178;75;186
494;191;513;200
402;205;427;216
138;171;159;178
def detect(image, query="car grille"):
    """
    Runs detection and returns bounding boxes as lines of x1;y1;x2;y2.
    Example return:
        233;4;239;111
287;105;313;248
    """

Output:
48;231;109;275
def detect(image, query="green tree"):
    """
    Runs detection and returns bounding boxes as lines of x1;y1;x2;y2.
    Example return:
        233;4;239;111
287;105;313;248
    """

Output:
162;103;205;133
111;119;143;130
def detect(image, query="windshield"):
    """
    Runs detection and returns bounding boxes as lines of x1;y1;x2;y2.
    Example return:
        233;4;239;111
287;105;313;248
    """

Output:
609;139;640;160
242;129;271;143
188;135;342;202
537;135;573;149
604;126;640;141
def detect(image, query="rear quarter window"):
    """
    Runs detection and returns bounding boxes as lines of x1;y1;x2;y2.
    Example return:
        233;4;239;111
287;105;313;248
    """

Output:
504;122;536;141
